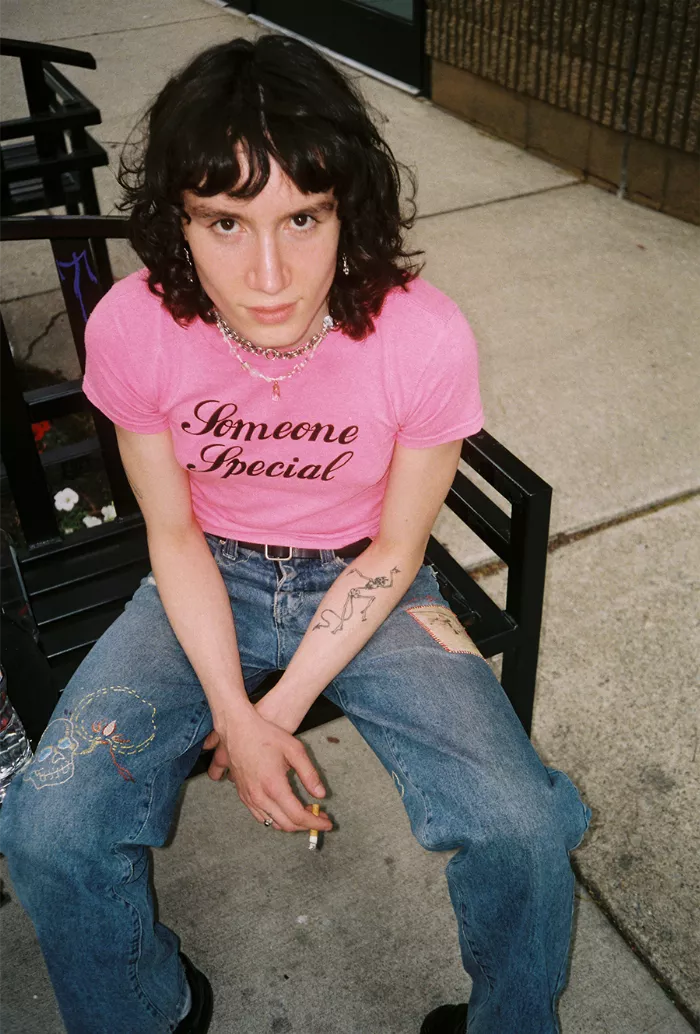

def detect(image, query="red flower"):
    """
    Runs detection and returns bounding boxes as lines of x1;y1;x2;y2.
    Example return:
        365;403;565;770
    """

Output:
32;420;51;442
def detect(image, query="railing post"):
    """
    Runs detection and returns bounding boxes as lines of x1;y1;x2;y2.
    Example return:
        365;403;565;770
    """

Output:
0;316;61;548
50;236;139;518
500;482;552;734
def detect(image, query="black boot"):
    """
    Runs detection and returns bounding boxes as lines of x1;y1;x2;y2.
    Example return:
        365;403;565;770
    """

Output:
174;952;213;1033
420;1003;468;1033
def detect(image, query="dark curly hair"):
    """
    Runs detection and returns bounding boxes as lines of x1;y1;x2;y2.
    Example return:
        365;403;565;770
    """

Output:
118;33;423;340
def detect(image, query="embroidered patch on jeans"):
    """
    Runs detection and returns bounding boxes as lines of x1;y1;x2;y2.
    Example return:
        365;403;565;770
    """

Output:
73;686;157;783
406;605;482;656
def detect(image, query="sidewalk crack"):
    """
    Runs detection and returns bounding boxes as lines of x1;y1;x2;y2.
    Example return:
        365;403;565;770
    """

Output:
24;311;64;362
469;487;700;578
43;12;225;45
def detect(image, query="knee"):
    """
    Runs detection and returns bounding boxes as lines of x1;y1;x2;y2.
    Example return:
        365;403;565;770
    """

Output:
417;767;589;862
0;752;95;882
544;766;591;851
2;788;52;875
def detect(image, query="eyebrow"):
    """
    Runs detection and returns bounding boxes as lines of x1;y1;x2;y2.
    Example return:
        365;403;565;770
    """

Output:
188;199;337;221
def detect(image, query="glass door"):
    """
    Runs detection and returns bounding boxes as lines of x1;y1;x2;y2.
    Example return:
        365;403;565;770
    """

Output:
227;1;426;92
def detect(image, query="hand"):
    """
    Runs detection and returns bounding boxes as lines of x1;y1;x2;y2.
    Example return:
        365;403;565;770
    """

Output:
202;707;332;835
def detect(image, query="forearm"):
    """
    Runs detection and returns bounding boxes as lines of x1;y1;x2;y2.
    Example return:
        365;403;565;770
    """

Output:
147;524;253;726
272;541;424;720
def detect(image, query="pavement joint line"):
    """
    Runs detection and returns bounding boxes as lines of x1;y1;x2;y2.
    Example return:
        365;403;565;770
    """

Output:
42;12;227;46
572;860;699;1030
468;486;700;579
415;180;583;223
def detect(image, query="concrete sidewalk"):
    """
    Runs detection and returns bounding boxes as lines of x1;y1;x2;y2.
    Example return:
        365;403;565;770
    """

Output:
1;2;698;1031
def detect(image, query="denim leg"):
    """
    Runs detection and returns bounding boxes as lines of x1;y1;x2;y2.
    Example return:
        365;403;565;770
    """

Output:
323;562;591;1034
0;573;270;1034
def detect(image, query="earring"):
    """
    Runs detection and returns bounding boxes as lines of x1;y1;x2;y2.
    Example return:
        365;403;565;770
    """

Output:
342;254;350;276
183;242;195;283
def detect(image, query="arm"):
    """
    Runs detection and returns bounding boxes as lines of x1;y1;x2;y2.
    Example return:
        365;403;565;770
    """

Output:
116;427;250;724
256;438;463;731
115;427;332;833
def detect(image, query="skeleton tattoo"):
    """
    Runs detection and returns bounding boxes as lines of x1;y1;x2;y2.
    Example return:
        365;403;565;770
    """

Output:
312;566;401;635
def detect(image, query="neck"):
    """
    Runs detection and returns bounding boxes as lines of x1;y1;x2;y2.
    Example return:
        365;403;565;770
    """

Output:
216;304;331;353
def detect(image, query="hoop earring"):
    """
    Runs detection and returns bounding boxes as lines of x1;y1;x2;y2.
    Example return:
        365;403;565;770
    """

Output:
341;254;350;276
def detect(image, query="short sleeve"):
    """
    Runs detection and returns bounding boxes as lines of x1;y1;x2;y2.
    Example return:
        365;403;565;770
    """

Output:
82;283;170;435
396;306;484;448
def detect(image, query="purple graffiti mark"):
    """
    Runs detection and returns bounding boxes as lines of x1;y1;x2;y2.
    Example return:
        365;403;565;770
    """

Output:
56;250;98;324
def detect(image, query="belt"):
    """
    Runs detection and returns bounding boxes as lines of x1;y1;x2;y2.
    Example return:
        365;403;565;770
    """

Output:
235;537;373;561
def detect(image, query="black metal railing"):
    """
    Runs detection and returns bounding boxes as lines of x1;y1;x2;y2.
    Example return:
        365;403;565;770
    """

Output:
427;0;700;153
1;216;136;551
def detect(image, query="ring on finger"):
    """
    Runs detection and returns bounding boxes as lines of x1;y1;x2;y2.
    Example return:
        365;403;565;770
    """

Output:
263;817;273;827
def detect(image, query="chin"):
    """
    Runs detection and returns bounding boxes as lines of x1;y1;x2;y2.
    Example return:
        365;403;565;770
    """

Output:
252;313;321;346
246;320;303;344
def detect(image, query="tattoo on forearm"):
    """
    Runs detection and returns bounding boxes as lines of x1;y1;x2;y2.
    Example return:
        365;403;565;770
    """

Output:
312;566;401;635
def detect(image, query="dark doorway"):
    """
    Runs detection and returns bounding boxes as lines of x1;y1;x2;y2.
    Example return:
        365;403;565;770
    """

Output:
225;1;427;92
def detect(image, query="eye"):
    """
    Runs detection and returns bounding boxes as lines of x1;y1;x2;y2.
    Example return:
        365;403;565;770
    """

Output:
290;213;317;230
58;737;73;750
37;747;52;762
213;218;239;235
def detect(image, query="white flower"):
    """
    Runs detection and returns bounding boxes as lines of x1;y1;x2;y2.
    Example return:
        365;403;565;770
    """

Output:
101;504;117;522
54;488;79;512
83;516;102;528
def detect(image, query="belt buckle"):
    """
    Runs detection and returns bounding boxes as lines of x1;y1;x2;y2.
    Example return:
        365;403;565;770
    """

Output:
264;543;293;561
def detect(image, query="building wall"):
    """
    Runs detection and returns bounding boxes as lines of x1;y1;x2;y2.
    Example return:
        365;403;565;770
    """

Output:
426;0;700;223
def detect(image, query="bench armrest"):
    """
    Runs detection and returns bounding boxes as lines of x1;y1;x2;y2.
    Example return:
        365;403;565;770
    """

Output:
0;37;96;69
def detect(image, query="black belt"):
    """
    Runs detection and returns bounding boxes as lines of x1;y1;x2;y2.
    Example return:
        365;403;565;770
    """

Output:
235;537;373;560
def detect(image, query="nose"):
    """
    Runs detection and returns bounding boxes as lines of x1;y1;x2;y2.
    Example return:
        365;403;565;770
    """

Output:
245;233;290;297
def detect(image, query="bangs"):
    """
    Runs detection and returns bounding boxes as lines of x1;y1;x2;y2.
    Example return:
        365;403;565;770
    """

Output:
171;93;340;204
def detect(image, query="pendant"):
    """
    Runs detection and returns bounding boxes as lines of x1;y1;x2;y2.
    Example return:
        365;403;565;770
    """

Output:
271;380;281;402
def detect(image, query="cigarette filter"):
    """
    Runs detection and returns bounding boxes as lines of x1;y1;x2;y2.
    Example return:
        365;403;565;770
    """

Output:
309;802;320;851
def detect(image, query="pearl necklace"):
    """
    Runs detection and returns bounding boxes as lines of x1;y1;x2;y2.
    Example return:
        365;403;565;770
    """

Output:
214;311;335;402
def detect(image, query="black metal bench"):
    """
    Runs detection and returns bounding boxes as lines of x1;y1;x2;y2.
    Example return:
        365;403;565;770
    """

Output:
0;38;112;286
0;215;552;770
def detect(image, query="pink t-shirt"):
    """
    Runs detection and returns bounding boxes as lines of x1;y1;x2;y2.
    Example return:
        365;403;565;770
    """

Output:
83;270;484;548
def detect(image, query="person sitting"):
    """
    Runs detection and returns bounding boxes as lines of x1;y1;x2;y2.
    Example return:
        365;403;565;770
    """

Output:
0;33;590;1034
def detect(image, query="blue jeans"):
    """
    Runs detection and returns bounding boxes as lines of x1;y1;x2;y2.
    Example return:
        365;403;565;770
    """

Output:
0;537;590;1033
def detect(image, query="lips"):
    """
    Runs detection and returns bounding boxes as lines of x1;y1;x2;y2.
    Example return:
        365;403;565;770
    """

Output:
247;302;296;324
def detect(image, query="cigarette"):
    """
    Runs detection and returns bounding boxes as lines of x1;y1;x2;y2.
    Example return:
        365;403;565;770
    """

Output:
309;802;320;851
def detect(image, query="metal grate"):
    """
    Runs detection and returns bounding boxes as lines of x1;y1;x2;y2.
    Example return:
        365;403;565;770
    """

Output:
427;0;700;153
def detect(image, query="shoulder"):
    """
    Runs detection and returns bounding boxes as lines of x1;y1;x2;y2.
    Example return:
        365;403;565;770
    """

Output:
375;276;474;359
87;268;168;332
376;276;462;338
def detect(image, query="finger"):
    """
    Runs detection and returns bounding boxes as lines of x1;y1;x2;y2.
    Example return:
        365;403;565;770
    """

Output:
247;803;282;831
268;783;332;832
206;744;231;781
288;744;326;799
251;783;311;833
257;797;303;833
243;794;284;831
203;730;220;751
